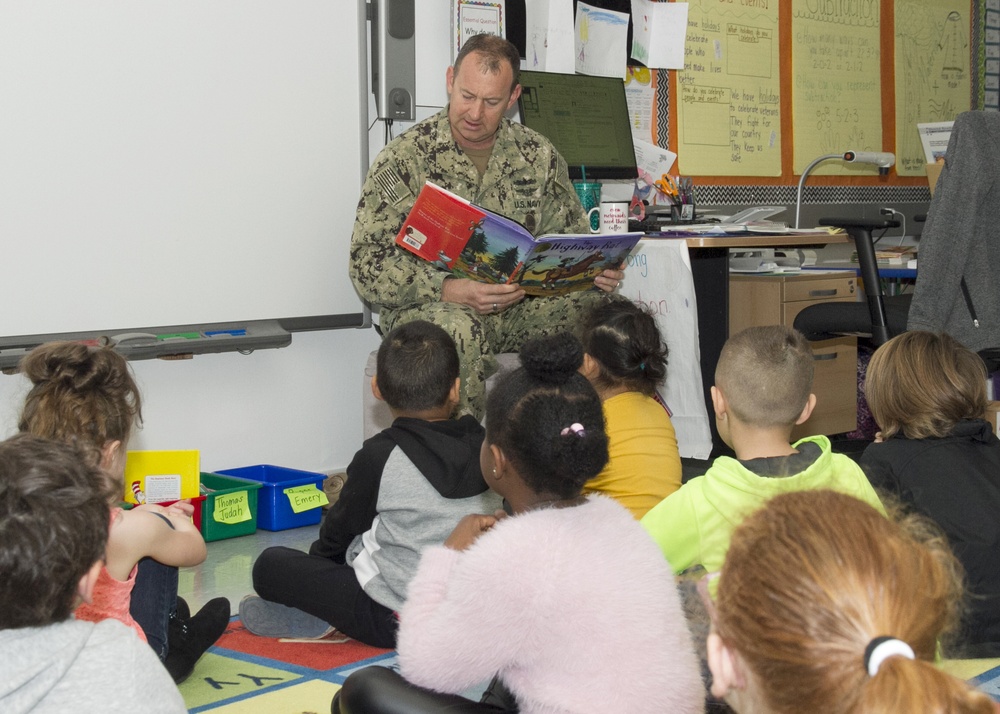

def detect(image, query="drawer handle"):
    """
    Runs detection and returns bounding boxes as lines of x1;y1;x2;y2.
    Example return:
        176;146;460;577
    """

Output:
808;289;838;297
813;352;838;361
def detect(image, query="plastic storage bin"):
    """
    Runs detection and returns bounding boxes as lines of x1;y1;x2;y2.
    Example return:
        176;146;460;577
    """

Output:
159;495;208;531
199;472;263;542
215;465;326;531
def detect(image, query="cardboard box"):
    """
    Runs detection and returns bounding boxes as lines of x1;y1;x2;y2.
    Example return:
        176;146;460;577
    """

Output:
215;465;327;531
199;472;263;542
927;162;944;196
123;450;200;505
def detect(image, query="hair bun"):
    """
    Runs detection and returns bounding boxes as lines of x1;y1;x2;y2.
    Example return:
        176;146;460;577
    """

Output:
519;333;583;385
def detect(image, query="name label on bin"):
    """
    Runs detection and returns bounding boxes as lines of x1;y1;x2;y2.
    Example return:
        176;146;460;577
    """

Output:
214;491;251;524
283;485;329;513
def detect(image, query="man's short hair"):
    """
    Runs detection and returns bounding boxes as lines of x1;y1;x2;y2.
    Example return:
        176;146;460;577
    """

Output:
376;320;461;412
454;33;521;91
716;326;815;429
0;434;109;629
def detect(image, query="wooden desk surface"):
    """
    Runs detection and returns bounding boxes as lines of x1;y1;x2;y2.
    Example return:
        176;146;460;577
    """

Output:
642;231;849;249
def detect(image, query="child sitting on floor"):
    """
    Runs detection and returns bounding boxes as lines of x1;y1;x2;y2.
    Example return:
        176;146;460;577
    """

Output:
332;332;704;714
707;489;997;714
578;299;681;518
18;341;228;683
0;433;185;713
861;330;1000;656
641;325;884;581
241;320;502;648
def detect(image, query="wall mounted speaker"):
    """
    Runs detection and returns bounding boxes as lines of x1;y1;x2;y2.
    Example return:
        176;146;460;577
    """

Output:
371;0;415;121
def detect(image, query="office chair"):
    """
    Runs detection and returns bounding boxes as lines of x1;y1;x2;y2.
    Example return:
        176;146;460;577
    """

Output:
795;110;1000;366
792;217;905;348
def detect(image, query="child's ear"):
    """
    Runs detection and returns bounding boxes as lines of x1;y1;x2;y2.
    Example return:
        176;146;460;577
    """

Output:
489;443;508;479
580;353;600;380
448;377;461;408
707;631;746;698
710;386;728;421
77;560;104;605
371;375;384;403
795;393;817;425
99;440;122;472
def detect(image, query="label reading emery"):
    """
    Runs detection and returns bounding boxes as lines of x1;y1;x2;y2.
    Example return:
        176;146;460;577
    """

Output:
283;485;329;513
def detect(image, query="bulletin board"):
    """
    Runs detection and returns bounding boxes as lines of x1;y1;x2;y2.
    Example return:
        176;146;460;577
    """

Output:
665;0;980;189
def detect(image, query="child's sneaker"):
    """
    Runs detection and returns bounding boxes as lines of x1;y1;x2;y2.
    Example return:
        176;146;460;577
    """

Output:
164;597;231;684
239;595;334;639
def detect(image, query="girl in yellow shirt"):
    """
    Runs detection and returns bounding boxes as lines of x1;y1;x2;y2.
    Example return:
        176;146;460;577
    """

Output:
579;301;682;518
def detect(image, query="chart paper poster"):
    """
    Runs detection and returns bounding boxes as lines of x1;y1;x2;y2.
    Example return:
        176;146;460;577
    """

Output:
575;2;630;78
677;0;780;176
630;0;688;69
893;0;971;176
791;0;883;175
524;0;575;73
452;1;505;59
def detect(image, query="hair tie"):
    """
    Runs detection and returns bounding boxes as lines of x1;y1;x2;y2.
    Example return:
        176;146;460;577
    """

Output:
864;637;915;676
560;423;586;437
639;362;646;371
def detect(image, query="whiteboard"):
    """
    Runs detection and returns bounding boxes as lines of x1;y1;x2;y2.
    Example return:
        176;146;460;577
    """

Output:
0;1;365;338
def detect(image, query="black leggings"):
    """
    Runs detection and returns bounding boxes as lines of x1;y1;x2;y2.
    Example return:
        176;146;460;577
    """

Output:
331;667;516;714
252;546;397;648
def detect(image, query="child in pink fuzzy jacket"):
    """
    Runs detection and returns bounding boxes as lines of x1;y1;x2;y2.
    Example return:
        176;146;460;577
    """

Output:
332;333;704;714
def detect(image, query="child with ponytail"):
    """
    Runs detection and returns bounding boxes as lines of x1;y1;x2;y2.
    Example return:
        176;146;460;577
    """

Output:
707;489;998;714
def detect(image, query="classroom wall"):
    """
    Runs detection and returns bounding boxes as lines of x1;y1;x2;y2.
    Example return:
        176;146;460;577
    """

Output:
0;2;453;474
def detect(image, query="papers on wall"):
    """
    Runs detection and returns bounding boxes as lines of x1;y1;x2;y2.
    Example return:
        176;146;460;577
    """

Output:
625;66;658;144
676;0;781;177
893;0;971;176
791;0;883;175
629;0;688;70
524;0;575;74
917;121;954;164
452;0;505;59
575;2;630;77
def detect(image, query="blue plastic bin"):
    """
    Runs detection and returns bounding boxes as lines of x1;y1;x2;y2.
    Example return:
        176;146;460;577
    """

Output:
215;464;326;531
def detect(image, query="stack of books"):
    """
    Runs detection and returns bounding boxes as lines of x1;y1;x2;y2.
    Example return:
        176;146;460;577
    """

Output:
850;245;917;266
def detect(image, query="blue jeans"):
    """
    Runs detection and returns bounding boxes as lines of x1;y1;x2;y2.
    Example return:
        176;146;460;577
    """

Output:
129;557;179;660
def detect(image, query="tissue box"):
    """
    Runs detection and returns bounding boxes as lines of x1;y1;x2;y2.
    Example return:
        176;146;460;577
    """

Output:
198;472;263;542
215;465;327;531
123;450;200;505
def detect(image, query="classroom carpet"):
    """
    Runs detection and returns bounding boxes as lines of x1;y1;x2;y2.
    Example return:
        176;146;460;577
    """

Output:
179;618;395;713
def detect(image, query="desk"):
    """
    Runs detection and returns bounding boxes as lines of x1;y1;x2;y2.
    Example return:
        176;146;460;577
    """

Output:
804;262;916;296
620;232;848;459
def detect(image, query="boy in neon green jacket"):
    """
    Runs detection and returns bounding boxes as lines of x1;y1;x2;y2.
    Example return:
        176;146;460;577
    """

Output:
641;326;884;580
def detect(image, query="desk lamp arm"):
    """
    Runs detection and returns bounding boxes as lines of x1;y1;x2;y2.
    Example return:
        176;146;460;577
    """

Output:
795;153;841;229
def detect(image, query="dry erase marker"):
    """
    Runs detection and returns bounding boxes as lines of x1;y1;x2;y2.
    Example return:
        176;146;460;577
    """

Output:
204;329;247;337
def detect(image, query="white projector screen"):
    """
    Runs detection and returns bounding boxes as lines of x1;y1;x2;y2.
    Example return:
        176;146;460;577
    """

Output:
0;1;365;339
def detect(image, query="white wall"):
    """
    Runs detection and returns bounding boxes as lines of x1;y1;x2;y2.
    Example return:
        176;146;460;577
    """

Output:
0;2;462;474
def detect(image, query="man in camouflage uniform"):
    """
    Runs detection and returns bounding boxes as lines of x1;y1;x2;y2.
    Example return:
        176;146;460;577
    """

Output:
350;34;624;417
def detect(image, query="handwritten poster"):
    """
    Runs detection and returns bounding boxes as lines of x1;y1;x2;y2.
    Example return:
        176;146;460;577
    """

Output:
677;0;781;176
893;0;971;176
791;0;883;175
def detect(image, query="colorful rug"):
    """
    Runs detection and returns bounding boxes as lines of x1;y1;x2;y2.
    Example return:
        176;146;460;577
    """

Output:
179;618;395;713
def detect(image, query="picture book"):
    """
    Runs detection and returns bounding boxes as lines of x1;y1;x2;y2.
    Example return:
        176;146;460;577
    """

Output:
395;182;641;296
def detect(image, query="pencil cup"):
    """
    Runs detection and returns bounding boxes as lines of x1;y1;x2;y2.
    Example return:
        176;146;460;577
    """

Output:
574;181;602;232
671;203;695;223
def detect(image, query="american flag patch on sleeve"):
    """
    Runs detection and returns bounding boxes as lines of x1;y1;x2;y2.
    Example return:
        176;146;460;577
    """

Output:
372;166;412;205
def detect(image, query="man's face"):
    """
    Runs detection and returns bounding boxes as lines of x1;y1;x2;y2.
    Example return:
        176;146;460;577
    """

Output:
446;52;522;151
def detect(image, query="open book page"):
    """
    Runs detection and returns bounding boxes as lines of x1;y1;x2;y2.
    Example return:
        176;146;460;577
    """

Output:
396;182;641;296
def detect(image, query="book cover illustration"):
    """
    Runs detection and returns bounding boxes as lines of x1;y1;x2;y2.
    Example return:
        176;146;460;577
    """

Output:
396;182;641;296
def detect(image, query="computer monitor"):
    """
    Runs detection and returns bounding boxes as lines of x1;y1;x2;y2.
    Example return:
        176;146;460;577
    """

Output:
517;70;638;181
